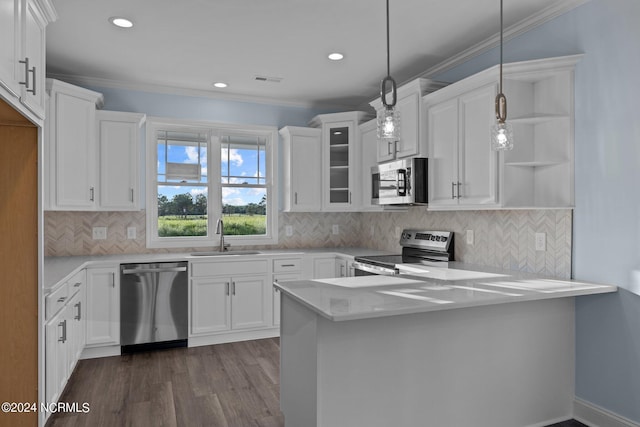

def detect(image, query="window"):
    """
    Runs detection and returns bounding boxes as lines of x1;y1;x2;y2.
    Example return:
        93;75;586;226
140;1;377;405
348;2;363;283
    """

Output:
146;118;278;248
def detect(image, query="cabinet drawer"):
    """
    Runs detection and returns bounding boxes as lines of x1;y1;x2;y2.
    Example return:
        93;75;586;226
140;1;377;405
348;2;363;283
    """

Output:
273;258;302;273
46;282;69;320
67;270;86;297
191;259;269;277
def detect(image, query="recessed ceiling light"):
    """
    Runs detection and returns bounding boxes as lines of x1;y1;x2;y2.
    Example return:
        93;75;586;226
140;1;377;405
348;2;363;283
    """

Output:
328;53;344;61
213;82;228;88
109;17;134;28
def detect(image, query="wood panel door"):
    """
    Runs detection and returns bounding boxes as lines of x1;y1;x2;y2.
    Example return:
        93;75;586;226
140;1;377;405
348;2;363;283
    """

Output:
0;98;38;427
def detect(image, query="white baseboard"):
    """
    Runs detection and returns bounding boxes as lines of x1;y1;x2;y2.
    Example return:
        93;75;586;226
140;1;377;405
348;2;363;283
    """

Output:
574;398;640;427
80;345;121;359
188;328;279;347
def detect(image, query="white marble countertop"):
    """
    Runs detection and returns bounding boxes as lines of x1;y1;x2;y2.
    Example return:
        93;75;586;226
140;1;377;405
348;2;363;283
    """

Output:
274;262;617;321
43;247;390;291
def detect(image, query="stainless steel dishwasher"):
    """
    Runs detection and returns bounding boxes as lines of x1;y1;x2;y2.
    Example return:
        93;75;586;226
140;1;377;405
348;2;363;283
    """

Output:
120;261;188;352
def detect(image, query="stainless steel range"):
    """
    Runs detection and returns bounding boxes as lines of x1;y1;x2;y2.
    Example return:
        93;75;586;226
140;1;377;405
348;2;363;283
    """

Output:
353;230;454;276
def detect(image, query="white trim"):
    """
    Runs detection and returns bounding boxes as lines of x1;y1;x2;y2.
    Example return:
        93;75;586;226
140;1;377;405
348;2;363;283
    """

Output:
574;398;640;427
188;328;279;347
80;345;121;360
45;72;352;110
417;0;590;80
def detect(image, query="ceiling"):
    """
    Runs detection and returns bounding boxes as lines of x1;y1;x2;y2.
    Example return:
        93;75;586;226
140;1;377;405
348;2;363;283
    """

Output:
45;0;584;109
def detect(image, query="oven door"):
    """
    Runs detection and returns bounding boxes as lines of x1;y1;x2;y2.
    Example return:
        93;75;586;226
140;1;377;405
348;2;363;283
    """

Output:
352;261;398;276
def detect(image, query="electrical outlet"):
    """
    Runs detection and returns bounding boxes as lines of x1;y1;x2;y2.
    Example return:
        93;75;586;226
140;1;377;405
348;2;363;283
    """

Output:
285;225;293;237
466;230;474;245
535;233;546;251
92;227;107;240
370;225;375;237
127;227;137;239
332;224;340;235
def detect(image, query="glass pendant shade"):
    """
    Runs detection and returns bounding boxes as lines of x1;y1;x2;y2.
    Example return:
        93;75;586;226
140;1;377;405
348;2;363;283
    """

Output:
377;107;400;141
491;120;514;151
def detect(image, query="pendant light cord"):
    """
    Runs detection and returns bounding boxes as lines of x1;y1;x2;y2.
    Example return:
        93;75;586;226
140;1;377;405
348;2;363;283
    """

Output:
499;0;503;94
386;0;391;78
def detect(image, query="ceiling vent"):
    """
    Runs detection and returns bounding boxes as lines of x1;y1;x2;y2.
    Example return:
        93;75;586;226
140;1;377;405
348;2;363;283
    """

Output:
254;75;283;83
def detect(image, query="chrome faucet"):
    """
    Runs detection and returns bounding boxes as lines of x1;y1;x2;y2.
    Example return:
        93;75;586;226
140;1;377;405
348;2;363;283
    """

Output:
216;218;230;252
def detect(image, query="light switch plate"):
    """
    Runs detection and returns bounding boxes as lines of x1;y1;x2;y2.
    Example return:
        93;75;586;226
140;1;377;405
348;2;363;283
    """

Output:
466;230;474;245
285;225;293;237
535;233;546;251
127;227;137;239
332;224;340;235
92;227;107;240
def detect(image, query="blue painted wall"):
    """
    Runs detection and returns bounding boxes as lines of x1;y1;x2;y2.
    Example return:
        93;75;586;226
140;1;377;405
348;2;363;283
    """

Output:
434;0;640;421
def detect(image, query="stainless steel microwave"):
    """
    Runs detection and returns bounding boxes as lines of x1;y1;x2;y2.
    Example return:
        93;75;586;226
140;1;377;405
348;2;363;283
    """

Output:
371;158;428;205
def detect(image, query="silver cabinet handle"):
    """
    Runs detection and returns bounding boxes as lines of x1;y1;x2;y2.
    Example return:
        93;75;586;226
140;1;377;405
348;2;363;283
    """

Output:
280;264;295;267
457;182;462;199
294;192;298;205
232;281;236;296
57;296;67;303
74;282;82;288
29;65;36;95
130;188;134;202
122;267;187;274
387;141;393;155
90;187;95;202
74;302;82;320
58;320;67;343
349;192;352;204
19;58;35;94
451;182;456;199
225;282;230;296
111;272;115;287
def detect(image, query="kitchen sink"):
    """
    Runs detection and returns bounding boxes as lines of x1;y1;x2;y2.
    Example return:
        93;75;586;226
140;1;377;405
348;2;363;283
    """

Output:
190;250;262;257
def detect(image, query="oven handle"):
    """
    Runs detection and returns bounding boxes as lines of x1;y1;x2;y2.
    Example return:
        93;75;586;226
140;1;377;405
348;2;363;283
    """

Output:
352;261;398;276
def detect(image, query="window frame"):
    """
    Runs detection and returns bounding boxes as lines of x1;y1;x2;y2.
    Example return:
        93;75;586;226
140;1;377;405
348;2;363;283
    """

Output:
145;117;278;249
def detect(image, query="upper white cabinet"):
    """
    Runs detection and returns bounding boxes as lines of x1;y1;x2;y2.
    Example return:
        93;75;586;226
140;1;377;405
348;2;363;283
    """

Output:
426;83;499;209
424;55;580;210
45;79;103;210
97;110;145;210
358;119;381;210
310;111;368;211
370;78;447;163
0;0;56;122
499;56;580;208
279;126;322;212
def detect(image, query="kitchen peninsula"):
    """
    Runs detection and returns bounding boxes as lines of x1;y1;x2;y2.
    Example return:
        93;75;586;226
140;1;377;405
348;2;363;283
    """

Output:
275;265;616;427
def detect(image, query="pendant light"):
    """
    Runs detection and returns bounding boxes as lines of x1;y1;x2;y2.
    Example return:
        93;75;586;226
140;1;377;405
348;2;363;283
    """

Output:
491;0;514;151
377;0;400;142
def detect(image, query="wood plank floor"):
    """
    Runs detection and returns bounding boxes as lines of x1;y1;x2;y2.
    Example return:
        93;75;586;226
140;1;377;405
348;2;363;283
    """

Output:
46;338;587;427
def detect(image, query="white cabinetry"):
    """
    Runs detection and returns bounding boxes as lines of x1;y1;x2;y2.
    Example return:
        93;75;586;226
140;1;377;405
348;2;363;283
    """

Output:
190;258;274;344
370;78;447;162
45;79;103;210
44;269;85;409
500;56;579;208
335;255;355;277
426;83;499;209
279;126;322;212
311;255;338;279
358;119;383;211
310;112;368;211
0;0;56;122
85;267;119;347
97;110;145;210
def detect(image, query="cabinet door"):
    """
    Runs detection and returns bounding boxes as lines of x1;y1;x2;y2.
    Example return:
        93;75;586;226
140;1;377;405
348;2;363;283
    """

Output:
335;258;348;277
85;268;119;347
98;113;142;210
66;292;81;376
427;98;459;207
0;0;20;97
323;120;356;210
19;0;47;118
52;91;97;209
273;273;301;327
395;91;421;159
313;257;337;279
290;130;322;211
458;84;499;206
190;278;230;335
360;120;382;210
45;311;66;404
231;275;268;330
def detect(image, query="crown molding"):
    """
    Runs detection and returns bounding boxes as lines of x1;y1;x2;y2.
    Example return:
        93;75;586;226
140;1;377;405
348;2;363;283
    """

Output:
44;73;352;111
419;0;590;80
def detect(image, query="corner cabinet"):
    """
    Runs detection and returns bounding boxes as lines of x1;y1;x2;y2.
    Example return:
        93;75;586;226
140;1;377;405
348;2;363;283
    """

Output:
0;0;56;123
45;79;104;210
426;83;499;209
85;267;120;347
279;126;322;212
97;110;146;210
310;111;368;211
370;78;447;162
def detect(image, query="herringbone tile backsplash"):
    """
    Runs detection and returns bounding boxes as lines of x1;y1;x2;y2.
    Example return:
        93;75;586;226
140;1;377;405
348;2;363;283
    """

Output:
44;208;572;278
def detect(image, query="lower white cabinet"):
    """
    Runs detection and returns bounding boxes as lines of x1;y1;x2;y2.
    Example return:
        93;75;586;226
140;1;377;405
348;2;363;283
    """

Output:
85;267;120;347
312;256;338;279
44;269;86;409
